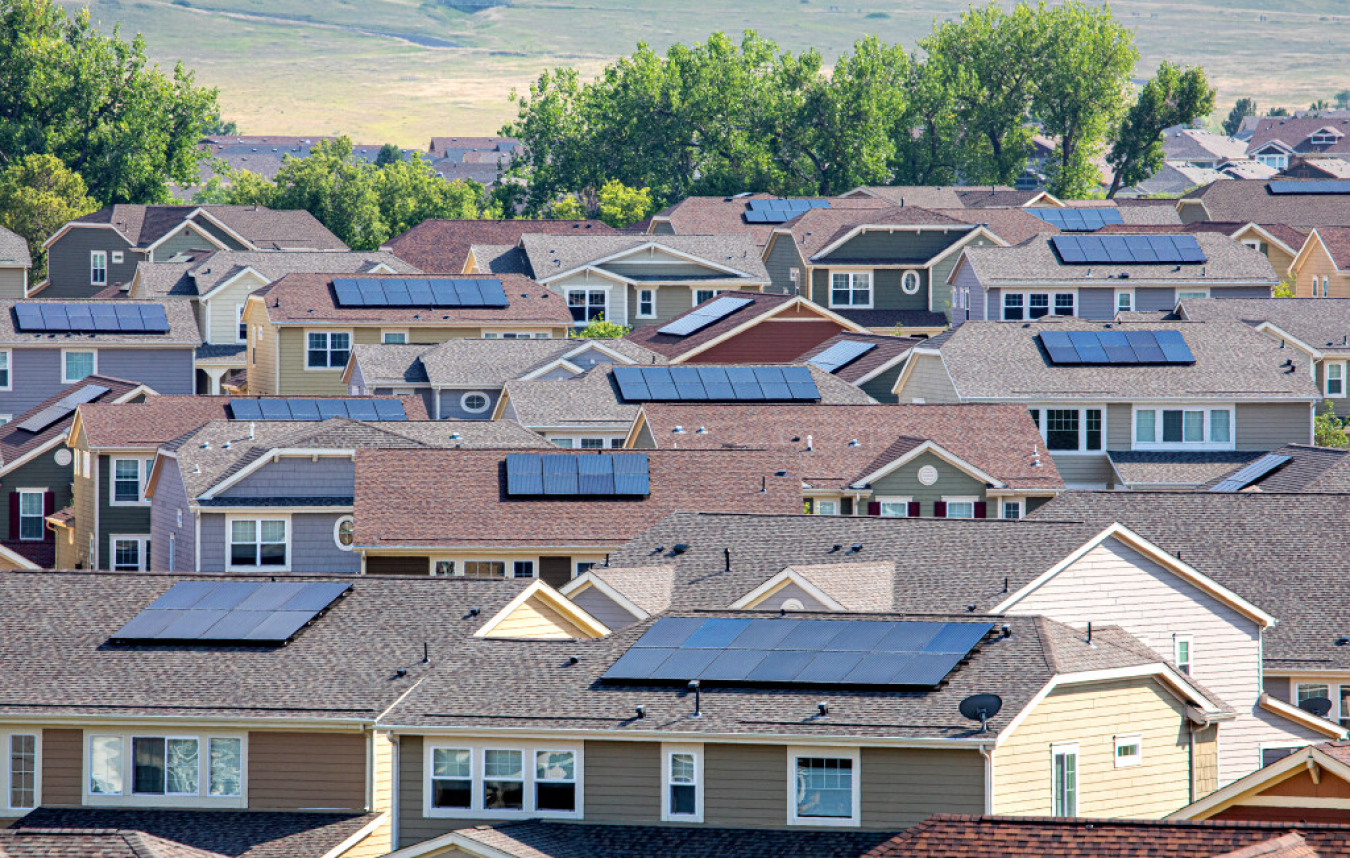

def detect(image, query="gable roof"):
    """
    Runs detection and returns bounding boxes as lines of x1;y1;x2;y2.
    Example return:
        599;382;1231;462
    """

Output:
647;194;893;248
1166;128;1252;162
350;337;665;389
0;375;143;468
1178;297;1350;353
0;299;201;346
1249;116;1350;155
70;205;346;250
775;205;971;262
0;224;31;267
1180;180;1350;228
925;207;1061;245
845;186;973;208
136;250;419;298
795;332;920;384
1097;221;1307;255
517;234;770;282
381;219;619;274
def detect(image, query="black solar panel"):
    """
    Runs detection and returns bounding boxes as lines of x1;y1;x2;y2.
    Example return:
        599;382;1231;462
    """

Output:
1210;453;1293;492
15;383;111;434
1050;234;1207;265
656;296;754;337
1039;330;1195;365
1267;180;1350;195
1027;208;1125;231
330;278;509;308
226;398;407;421
110;581;350;645
612;365;820;401
807;340;876;373
603;617;992;688
742;198;830;224
13;303;170;333
505;453;650;497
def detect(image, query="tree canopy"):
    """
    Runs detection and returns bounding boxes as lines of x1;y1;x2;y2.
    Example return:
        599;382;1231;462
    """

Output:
1105;61;1215;198
1222;98;1257;136
0;154;97;277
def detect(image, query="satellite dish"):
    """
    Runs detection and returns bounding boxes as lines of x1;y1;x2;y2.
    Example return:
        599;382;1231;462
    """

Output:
1300;696;1333;718
959;693;1003;733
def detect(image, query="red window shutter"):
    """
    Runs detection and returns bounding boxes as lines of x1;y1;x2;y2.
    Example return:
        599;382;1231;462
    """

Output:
43;491;55;542
7;494;17;539
907;501;921;518
934;501;947;518
974;501;987;519
867;502;880;516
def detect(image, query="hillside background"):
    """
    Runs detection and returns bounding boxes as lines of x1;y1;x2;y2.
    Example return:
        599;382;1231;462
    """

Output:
63;0;1349;145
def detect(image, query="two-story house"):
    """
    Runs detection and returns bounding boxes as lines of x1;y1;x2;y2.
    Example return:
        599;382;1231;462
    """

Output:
1245;117;1350;172
37;204;346;298
0;225;31;299
382;217;618;274
892;317;1319;489
1285;227;1350;299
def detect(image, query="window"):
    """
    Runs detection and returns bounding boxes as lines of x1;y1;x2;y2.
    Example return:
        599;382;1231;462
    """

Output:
1115;290;1133;314
62;350;96;383
228;518;287;569
567;289;606;324
463;560;506;578
1114;735;1142;768
1312;131;1339;146
513;561;535;578
112;251;124;264
7;734;36;810
900;270;921;295
790;751;859;826
637;289;656;318
460;391;491;414
208;739;242;797
1002;500;1024;520
1297;683;1330;709
432;748;472;809
811;499;838;515
91;251;108;286
575;561;596;576
944;497;977;519
112;457;151;505
1045;409;1080;451
551;438;573;448
535;751;576;812
1210;410;1230;443
86;734;241;802
18;491;43;541
1052;744;1077;816
382;331;407;345
82;451;91;479
427;744;581;818
1174;635;1193;675
694;288;722;306
0;350;10;391
1256;153;1289;170
1324;277;1331;299
1055;294;1075;316
1029;293;1050;318
111;536;149;572
1329;363;1346;398
830;272;872;308
89;736;122;795
334;517;354;551
306;331;351;369
434;560;456;576
1177;290;1209;301
1135;407;1234;450
1003;293;1025;321
133;737;198;796
877;497;911;517
235;305;247;343
579;438;605;449
663;745;702;822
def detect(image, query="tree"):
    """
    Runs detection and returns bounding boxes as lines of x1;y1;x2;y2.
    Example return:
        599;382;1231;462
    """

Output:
1315;402;1349;448
1105;61;1215;198
1268;106;1290;117
1273;274;1296;298
548;195;585;220
1337;90;1350;110
1222;98;1256;136
597;180;654;228
0;154;97;278
375;143;403;168
569;314;629;338
0;0;220;204
203;112;239;136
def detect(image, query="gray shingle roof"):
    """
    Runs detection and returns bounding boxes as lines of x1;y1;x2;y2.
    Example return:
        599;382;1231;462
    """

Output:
0;299;201;346
1164;128;1251;162
795;333;919;384
1198;443;1350;492
75;205;346;250
0;376;142;469
0;224;31;267
137;250;420;298
1180;179;1350;228
1107;450;1266;488
518;234;770;282
412;338;664;387
1180;297;1350;354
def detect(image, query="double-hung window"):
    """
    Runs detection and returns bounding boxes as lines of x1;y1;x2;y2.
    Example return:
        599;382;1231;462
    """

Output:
1134;406;1233;450
1003;292;1073;320
1052;743;1078;816
567;289;606;324
112;536;150;572
1115;290;1133;314
637;289;656;318
1328;363;1346;398
228;518;287;569
17;491;43;541
790;749;859;826
1174;635;1193;675
5;733;37;811
694;288;722;306
943;497;977;519
1003;293;1025;321
1002;500;1024;520
91;251;108;286
112;458;152;505
663;745;702;822
1030;407;1102;453
62;350;96;383
87;734;241;804
306;331;350;369
1054;294;1075;316
0;350;11;390
830;272;871;308
428;744;580;817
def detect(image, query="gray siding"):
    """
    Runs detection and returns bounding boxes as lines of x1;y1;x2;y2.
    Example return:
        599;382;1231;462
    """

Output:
1134;287;1176;312
818;230;964;265
1211;286;1272;299
98;453;153;570
650;222;675;236
952;262;985;323
0;446;70;546
0;268;27;300
568;586;641;630
373;386;436;420
1263;676;1292;702
868;450;990;515
1077;289;1114;320
44;227;139;298
763;236;804;294
1106;403;1132;449
859;362;905;403
893;352;958;403
397;735;437;846
97;349;195;395
1235;402;1312;449
218;458;355;499
198;511;359;574
150;458;192;572
860;748;984;828
1051;454;1116;488
436;387;502;421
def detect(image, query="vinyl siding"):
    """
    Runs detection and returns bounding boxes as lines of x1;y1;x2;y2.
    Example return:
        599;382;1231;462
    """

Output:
817;230;965;266
437;388;501;421
548;274;629;327
151;225;226;260
1193;724;1219;798
483;596;590;640
217;457;354;500
764;235;806;294
1134;287;1177;312
859;361;906;403
868;450;990;516
276;327;477;395
1105;404;1133;449
97;452;153;571
41;728;82;806
0;267;27;300
70;431;96;569
203;272;269;345
703;743;785;827
810;267;929;313
932;237;995;320
1235;402;1313;448
583;740;662;823
44;228;138;298
893;352;958;403
567;584;643;631
1210;286;1272;299
951;262;985;323
992;677;1191;818
1005;537;1326;786
197;512;359;574
246;308;279;395
397;735;437;846
149;458;192;572
247;731;366;811
1050;454;1116;488
0;447;71;551
1313;362;1350;417
751;579;833;611
97;349;194;395
344;731;396;858
1077;289;1115;320
860;747;984;827
1293;239;1338;298
539;555;571;589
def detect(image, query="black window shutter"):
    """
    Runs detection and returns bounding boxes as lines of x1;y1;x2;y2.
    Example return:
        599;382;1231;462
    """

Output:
867;502;880;516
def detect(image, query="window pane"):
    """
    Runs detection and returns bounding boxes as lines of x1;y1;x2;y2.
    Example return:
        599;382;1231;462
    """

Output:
485;750;522;778
947;501;975;519
1045;409;1079;451
166;738;199;795
133;737;166;794
1054;294;1074;315
1298;684;1330;705
1085;409;1102;451
671;782;696;815
432;748;472;809
537;751;574;780
1054;751;1076;816
536;751;576;811
90;736;122;795
1210;410;1230;443
795;757;852;818
10;734;36;808
1029;294;1050;319
513;561;534;578
114;540;140;571
1003;502;1022;520
483;749;525;811
1135;410;1155;443
435;748;472;778
1003;294;1024;321
231;520;255;542
209;738;242;797
260;520;286;543
19;493;41;515
670;753;695;784
1162;410;1183;443
1184;411;1204;442
879;501;909;517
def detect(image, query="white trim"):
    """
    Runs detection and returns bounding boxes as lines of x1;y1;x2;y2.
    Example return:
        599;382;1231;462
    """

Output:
474;580;610;639
109;456;152;507
108;534;151;572
1113;733;1142;768
826;270;874;310
900;270;921;296
82;730;247;809
942;495;979;519
459;391;492;414
1169;744;1350;820
559;573;650;622
850;439;1005;490
421;739;583;820
90;250;108;286
143;218;231;257
224;514;291;573
729;567;847;611
304;329;353;371
786;746;861;827
661;743;704;823
334;516;355;552
636;288;656;319
2;730;40;814
1131;404;1235;452
1051;741;1079;816
669;295;869;364
563;286;612;327
201;448;353;499
60;348;98;384
318;812;389;858
174;208;261;252
1260;694;1348;739
0;348;13;392
197;265;269;302
539;240;755;283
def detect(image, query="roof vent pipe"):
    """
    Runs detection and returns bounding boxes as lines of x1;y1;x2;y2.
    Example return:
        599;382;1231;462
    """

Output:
249;422;255;441
723;547;731;572
806;434;813;451
688;680;702;717
1087;621;1092;644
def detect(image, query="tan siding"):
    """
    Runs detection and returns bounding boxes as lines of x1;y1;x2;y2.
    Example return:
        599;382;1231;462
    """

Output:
1106;404;1133;449
704;743;786;827
0;268;27;300
992;678;1191;818
1235;402;1312;449
397;734;444;847
484;596;590;640
1292;238;1341;298
70;428;96;569
1193;724;1219;798
860;748;985;827
1052;454;1116;488
277;327;481;395
246;305;279;395
583;740;661;822
894;353;959;403
248;731;366;810
42;728;82;806
339;732;395;858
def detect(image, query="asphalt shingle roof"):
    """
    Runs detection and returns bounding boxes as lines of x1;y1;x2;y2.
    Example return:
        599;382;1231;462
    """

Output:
0;224;31;267
648;194;892;248
623;291;801;360
135;250;420;298
1198;444;1350;492
1180;298;1350;353
1180;180;1350;228
75;205;346;250
351;337;666;388
518;234;770;282
1108;450;1266;488
382;219;619;274
0;299;201;346
0;376;141;467
794;333;920;384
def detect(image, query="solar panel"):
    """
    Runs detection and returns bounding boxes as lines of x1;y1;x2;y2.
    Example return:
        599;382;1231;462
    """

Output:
1026;208;1124;231
11;302;169;333
1050;235;1207;265
1267;180;1350;195
1209;453;1292;492
331;278;509;308
656;296;754;337
1039;330;1195;365
613;366;820;402
110;581;351;645
603;617;992;688
807;340;877;373
226;398;408;421
14;383;112;434
505;453;650;497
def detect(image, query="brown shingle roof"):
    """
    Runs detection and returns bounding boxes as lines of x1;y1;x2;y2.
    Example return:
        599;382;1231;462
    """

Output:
381;219;620;273
623;290;802;360
782;206;970;261
0;376;143;468
795;333;919;384
75;205;346;250
927;207;1061;245
649;194;891;248
1180;180;1350;228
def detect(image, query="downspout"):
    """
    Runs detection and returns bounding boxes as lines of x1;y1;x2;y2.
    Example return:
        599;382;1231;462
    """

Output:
390;734;400;849
980;742;995;814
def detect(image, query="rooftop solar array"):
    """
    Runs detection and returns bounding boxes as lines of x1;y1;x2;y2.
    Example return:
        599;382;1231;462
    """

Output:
110;581;351;645
613;365;820;401
1039;329;1196;365
603;617;992;688
742;198;831;224
505;452;650;496
1209;453;1292;492
227;398;407;421
13;303;170;333
1267;180;1350;195
656;296;754;337
15;384;110;434
331;278;509;308
1050;234;1207;265
807;340;877;373
1027;208;1124;231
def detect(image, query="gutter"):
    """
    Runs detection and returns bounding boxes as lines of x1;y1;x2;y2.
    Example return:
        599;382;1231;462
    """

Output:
375;723;1001;749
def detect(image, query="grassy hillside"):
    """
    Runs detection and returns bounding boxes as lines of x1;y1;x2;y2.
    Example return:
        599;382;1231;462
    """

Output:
66;0;1350;146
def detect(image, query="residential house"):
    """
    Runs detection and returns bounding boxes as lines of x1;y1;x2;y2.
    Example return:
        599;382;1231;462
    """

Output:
344;337;665;421
126;250;420;392
1286;228;1350;298
38;205;346;298
144;416;549;574
1177;180;1350;228
626;404;1062;518
1279;155;1350;180
795;333;921;402
624;291;873;365
1164;127;1252;171
466;235;772;329
1098;222;1305;283
242;274;573;396
382;219;618;275
950;233;1278;324
1172;741;1350;823
1123;165;1228;198
645;193;894;250
891;317;1319;489
1245;116;1350;171
0;299;200;420
0;376;146;568
0;224;31;299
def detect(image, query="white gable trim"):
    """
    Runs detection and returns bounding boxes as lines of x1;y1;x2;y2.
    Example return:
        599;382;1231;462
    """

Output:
1022;191;1066;208
890;346;957;399
0;541;40;570
518;358;584;381
317;812;389;858
1252;322;1323;361
540;241;755;283
560;571;650;622
383;831;519;858
474;579;611;639
812;223;977;262
1292;229;1337;274
1233;223;1300;260
199;448;354;500
925;227;1009;274
184;207;262;251
143;216;231;256
561;340;640;365
729;567;846;611
1260;693;1348;740
538;265;636;287
851;345;915;387
851;439;1002;489
1168;744;1350;820
198;265;271;301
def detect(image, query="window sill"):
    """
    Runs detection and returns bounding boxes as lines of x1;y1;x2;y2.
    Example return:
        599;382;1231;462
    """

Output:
787;816;861;828
83;794;246;809
423;808;581;820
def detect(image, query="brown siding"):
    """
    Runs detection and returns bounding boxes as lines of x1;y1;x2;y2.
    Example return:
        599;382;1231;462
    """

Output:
247;731;366;811
860;748;985;827
42;728;82;806
704;743;786;827
366;555;430;575
540;556;571;589
1193;724;1219;799
583;740;661;822
686;320;845;364
1211;805;1350;824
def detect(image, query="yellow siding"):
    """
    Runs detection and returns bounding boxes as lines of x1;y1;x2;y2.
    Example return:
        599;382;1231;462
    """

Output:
69;425;95;569
335;731;395;858
485;596;590;640
245;302;280;395
204;271;270;345
1292;236;1344;298
993;678;1191;819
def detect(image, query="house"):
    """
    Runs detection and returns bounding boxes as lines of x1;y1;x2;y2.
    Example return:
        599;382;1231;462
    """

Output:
0;224;31;299
0;376;147;568
144;415;549;574
795;333;922;402
891;317;1319;489
242;274;573;396
1164;128;1252;170
949;233;1279;323
1200;444;1350;492
645;193;893;249
344;337;665;421
1127;165;1229;197
466;234;772;329
1280;155;1350;180
352;448;802;580
1099;222;1305;282
1173;741;1350;823
0;299;200;420
627;404;1063;518
126;250;420;392
37;205;347;298
381;219;619;275
624;291;873;364
1177;180;1350;228
1245;116;1350;171
1286;228;1350;299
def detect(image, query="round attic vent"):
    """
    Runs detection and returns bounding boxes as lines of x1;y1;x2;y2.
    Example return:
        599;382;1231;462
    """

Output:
918;465;939;486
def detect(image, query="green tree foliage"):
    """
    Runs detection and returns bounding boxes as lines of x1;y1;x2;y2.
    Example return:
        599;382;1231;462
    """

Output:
0;154;97;278
1337;90;1350;110
1315;402;1349;449
375;143;403;168
1273;274;1296;298
203;112;239;136
0;0;220;204
569;314;629;338
1268;106;1290;117
548;195;585;220
597;180;654;228
1222;98;1256;136
1104;62;1214;198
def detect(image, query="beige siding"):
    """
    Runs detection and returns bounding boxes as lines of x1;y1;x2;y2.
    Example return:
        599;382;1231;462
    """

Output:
548;273;629;327
1292;237;1341;298
248;731;366;810
203;271;269;345
583;740;662;822
894;353;959;403
338;731;395;858
42;728;82;806
860;747;985;827
750;579;833;611
0;267;27;300
1235;402;1312;449
484;596;591;640
276;327;482;395
992;678;1190;818
246;305;279;395
704;743;786;827
1052;454;1116;488
1193;724;1219;798
1106;404;1132;449
70;428;96;569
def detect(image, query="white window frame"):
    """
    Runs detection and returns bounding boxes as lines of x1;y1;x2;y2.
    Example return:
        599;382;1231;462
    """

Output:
810;498;839;516
828;271;873;309
1327;362;1346;398
1002;290;1075;321
382;330;408;345
90;250;108;286
787;746;860;827
61;349;97;384
1131;405;1235;451
83;731;245;808
1113;734;1142;768
1114;289;1134;314
3;731;39;813
225;515;290;572
334;516;355;552
110;534;151;572
460;391;492;414
1029;406;1105;455
110;457;152;506
1241;239;1261;251
1176;289;1210;302
305;329;352;371
17;489;44;542
235;305;247;343
1051;742;1078;817
636;289;656;319
566;288;608;326
423;741;583;819
662;743;704;823
900;270;921;296
943;496;978;519
1312;131;1339;146
1174;634;1194;675
1001;499;1024;520
693;288;723;307
111;250;124;265
0;349;12;392
875;496;912;518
